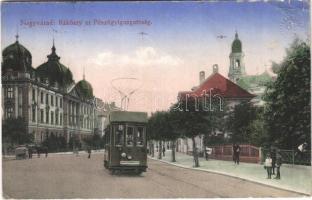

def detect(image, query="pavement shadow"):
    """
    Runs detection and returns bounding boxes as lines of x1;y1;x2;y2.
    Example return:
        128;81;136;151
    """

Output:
109;171;145;178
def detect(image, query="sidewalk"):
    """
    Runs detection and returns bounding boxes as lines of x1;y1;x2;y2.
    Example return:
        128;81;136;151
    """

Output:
150;150;311;195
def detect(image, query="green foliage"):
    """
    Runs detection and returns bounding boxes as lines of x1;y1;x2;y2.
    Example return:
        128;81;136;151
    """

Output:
263;39;310;149
226;101;258;143
42;134;67;152
2;117;33;145
68;136;82;150
271;61;282;74
147;111;178;141
237;72;273;91
237;79;250;90
82;133;104;149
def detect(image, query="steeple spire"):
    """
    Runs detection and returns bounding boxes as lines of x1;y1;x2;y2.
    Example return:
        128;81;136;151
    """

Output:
15;25;19;42
47;38;60;61
52;37;56;53
235;30;238;39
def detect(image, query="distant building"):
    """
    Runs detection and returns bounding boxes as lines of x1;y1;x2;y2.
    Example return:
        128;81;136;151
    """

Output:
176;64;255;154
228;31;246;83
1;35;105;145
227;32;275;106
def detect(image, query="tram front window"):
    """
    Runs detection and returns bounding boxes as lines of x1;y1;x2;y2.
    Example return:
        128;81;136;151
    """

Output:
136;127;144;146
115;125;124;146
126;127;134;146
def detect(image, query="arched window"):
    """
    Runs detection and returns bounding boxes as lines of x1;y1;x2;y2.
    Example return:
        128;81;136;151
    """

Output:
235;59;240;68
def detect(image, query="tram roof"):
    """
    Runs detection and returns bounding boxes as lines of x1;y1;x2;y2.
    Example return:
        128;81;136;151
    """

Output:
109;111;148;123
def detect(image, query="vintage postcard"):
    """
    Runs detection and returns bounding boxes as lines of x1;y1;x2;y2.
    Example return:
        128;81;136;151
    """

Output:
1;0;311;198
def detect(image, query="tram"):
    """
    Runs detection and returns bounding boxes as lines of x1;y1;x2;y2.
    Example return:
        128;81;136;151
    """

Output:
103;111;148;174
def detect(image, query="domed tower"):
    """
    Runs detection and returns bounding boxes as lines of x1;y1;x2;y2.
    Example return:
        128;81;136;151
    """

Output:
228;32;246;83
36;40;74;89
75;70;94;100
2;35;33;75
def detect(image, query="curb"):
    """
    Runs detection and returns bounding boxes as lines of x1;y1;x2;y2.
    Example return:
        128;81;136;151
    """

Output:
148;156;310;196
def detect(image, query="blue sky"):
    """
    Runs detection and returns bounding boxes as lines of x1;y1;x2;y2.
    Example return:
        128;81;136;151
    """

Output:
1;1;310;112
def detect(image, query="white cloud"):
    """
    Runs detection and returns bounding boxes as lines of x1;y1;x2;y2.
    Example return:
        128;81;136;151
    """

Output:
87;46;183;69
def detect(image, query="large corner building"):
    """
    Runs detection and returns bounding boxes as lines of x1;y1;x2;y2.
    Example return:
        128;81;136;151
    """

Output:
1;35;103;145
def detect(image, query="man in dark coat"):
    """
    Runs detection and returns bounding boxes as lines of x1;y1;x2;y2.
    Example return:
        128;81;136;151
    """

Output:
275;151;282;179
233;144;241;164
28;147;33;159
232;144;237;164
162;146;166;157
270;146;277;175
87;147;91;159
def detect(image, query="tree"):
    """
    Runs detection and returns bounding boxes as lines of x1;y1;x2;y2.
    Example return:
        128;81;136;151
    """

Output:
82;133;104;149
162;110;182;162
263;39;310;149
42;134;67;152
147;111;170;159
171;97;213;167
226;101;257;143
2;117;33;145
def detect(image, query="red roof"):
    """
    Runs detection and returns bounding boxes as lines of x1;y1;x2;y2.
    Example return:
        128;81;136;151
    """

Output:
179;73;255;99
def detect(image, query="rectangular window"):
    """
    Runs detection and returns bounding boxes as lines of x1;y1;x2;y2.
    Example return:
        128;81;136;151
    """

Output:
6;107;13;118
46;94;49;105
56;97;58;107
60;115;63;125
136;127;144;146
115;125;124;146
46;110;49;124
51;95;54;106
60;98;63;108
126;126;134;146
7;87;13;99
55;112;58;125
51;111;54;124
41;92;44;104
32;88;36;101
40;109;44;123
32;107;36;122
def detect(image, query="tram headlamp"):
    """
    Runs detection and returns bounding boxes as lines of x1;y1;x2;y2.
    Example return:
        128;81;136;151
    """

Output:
121;152;126;158
127;155;132;160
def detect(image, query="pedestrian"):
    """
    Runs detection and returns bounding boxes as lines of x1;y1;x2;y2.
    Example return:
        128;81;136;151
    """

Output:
205;147;209;160
28;147;33;159
297;142;308;159
87;147;91;159
162;145;166;157
264;154;272;179
232;144;237;164
233;144;240;164
236;144;241;164
275;151;282;179
270;146;276;175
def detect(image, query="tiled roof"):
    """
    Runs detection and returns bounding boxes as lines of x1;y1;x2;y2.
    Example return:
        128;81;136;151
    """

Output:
179;73;255;99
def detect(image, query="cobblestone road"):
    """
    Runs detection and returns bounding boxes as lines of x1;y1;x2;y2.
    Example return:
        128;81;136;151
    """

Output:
2;153;302;198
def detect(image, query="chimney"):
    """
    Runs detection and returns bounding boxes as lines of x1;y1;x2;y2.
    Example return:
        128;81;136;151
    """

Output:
199;71;205;85
213;64;219;74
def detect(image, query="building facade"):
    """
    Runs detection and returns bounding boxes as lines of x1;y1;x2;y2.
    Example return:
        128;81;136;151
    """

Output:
2;36;102;145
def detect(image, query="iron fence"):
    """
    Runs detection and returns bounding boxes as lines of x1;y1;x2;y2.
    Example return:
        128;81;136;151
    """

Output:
261;148;311;166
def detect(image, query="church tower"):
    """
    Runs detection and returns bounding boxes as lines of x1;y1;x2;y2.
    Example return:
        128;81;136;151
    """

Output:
228;32;246;83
